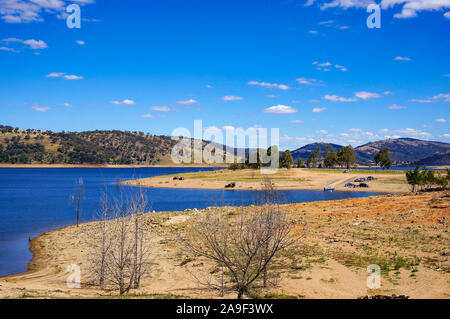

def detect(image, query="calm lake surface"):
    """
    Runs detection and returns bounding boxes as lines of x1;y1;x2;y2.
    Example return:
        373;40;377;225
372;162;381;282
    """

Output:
0;167;381;277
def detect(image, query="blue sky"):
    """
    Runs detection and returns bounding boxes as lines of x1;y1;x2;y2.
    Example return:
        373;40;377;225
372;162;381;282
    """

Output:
0;0;449;150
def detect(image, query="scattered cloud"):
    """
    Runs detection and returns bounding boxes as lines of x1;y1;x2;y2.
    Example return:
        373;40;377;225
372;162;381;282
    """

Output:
312;107;326;113
316;130;328;134
0;46;19;53
266;94;277;98
206;84;213;89
318;1;450;20
296;77;323;85
394;56;411;61
318;20;334;25
264;105;298;114
141;114;154;118
308;30;319;34
355;91;381;100
291;120;302;123
388;104;407;110
410;93;450;103
63;74;83;80
313;61;347;72
393;128;432;139
445;12;450;19
111;99;135;105
384;91;393;95
0;0;96;24
2;38;48;50
222;95;243;101
31;105;50;112
59;103;72;107
45;72;83;80
323;94;357;102
176;99;198;105
436;118;448;123
248;81;289;90
76;40;85;45
151;106;171;112
46;72;65;78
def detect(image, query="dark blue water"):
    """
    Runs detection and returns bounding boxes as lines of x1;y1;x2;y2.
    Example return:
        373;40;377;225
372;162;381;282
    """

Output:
0;167;381;277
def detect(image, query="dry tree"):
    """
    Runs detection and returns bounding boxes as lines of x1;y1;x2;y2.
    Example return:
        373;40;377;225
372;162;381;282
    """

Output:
183;199;293;299
89;187;152;295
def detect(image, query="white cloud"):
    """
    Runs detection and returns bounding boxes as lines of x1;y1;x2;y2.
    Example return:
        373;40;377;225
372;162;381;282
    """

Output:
436;118;448;123
63;74;83;80
305;0;316;6
313;61;347;72
76;40;85;45
151;106;171;112
176;99;198;105
308;30;319;34
355;91;382;100
296;77;322;85
316;130;328;134
266;94;277;98
291;119;302;123
59;102;71;107
248;81;289;90
0;46;19;53
393;128;433;139
0;0;95;23
319;20;335;24
206;84;213;89
379;128;389;133
394;56;411;61
323;94;357;102
31;105;50;112
46;72;64;78
264;105;298;114
319;1;450;20
410;93;450;103
384;91;393;95
2;38;47;50
312;107;326;113
222;95;243;101
45;72;83;80
141;114;154;118
111;99;135;105
445;11;450;18
388;104;407;110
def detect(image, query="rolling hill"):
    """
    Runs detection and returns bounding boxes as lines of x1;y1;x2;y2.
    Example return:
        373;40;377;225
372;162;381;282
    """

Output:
1;125;449;166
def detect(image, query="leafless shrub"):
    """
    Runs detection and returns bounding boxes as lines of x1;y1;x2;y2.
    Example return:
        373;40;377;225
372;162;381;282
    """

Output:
89;187;151;295
184;202;293;299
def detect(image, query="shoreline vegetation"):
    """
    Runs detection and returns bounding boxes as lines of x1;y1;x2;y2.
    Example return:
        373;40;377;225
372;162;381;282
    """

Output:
122;168;413;193
1;192;448;299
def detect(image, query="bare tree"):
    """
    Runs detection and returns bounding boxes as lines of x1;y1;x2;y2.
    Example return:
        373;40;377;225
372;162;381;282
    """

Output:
72;178;84;227
184;203;293;299
89;187;151;295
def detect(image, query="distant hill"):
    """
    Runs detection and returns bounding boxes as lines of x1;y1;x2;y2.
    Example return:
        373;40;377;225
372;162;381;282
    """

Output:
355;138;450;165
0;126;178;165
1;125;449;166
414;150;450;166
290;143;343;161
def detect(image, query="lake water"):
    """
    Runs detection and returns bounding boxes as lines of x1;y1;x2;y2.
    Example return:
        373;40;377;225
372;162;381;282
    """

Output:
0;167;381;277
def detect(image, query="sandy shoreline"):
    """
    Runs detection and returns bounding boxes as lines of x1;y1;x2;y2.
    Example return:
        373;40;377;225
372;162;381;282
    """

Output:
123;168;412;193
1;192;448;299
